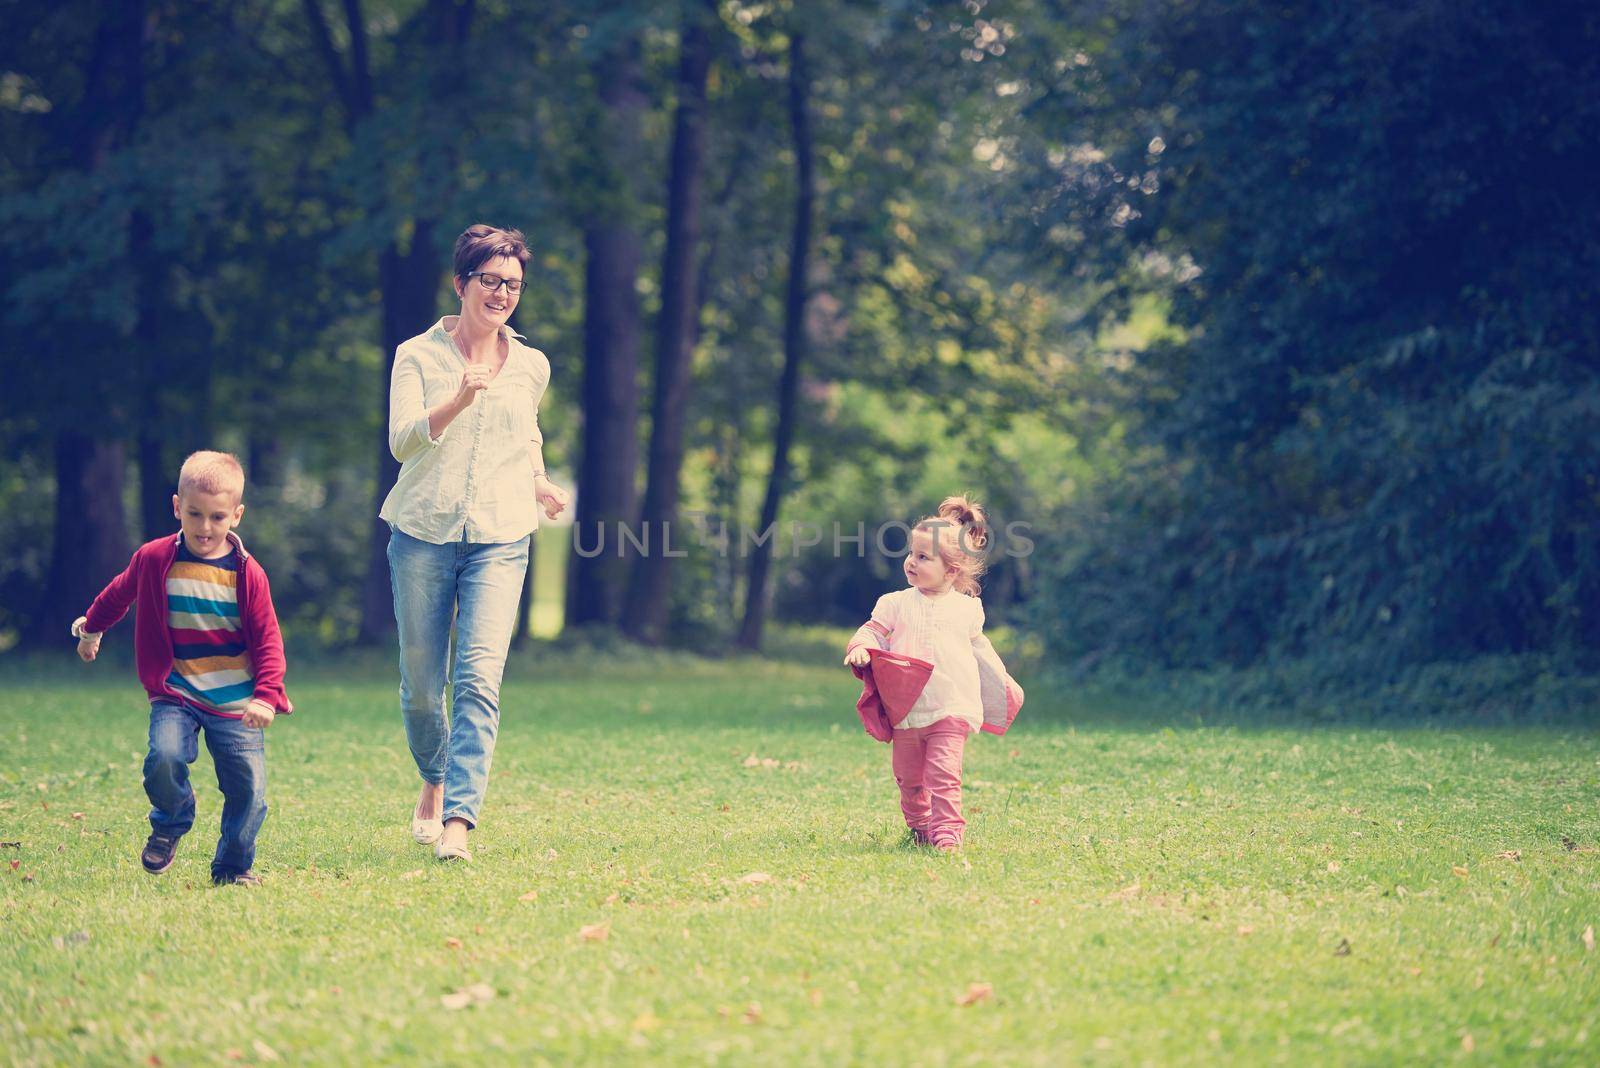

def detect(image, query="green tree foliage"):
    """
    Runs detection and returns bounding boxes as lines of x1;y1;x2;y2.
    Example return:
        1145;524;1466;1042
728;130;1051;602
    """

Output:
19;0;1581;705
1020;0;1600;673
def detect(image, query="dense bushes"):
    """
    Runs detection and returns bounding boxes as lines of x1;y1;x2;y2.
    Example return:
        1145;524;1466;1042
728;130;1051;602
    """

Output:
1025;0;1600;682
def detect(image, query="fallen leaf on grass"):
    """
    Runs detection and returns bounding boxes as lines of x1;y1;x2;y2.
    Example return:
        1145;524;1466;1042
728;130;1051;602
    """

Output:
51;931;90;949
1333;938;1352;957
518;890;539;902
145;1056;162;1067
1327;861;1341;873
1584;926;1595;953
741;1003;763;1024
70;812;84;820
632;1012;661;1032
740;754;781;769
579;923;611;942
222;1051;243;1061
1494;850;1521;862
808;989;824;1007
738;872;774;885
956;982;993;1006
8;860;17;872
440;984;496;1011
1461;1033;1475;1053
1236;925;1254;936
1451;865;1470;878
252;1039;281;1062
1108;882;1141;902
399;869;424;881
444;937;462;949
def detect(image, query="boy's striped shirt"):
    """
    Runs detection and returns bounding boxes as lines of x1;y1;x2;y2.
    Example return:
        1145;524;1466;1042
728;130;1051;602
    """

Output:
165;545;254;715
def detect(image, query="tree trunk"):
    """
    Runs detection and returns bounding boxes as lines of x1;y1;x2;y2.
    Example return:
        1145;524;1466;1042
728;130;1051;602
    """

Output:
26;2;146;645
248;430;283;492
512;540;536;651
737;33;814;651
568;36;646;628
138;432;170;538
129;207;178;540
624;3;716;643
356;228;442;644
33;434;132;643
304;0;464;645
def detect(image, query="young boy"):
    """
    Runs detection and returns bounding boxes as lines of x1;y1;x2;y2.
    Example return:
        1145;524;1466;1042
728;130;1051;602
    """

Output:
72;450;291;886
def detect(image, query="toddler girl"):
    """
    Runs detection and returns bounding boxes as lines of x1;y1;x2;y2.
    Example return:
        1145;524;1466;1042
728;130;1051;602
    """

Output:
844;496;1023;851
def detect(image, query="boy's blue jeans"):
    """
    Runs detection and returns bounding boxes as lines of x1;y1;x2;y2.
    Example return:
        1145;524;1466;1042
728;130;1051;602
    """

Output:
387;527;530;829
144;699;268;879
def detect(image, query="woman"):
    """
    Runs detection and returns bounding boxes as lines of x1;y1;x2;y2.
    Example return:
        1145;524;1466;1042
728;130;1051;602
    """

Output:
381;223;569;861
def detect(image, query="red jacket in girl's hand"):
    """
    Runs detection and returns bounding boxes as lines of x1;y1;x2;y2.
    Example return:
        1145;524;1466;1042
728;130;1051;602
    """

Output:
851;647;935;742
849;636;1024;743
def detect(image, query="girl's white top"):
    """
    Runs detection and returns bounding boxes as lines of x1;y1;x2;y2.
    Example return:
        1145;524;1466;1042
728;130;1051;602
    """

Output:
379;316;550;545
859;586;986;730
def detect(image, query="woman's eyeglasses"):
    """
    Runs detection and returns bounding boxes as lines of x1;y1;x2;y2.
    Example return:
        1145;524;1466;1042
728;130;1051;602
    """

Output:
465;271;526;295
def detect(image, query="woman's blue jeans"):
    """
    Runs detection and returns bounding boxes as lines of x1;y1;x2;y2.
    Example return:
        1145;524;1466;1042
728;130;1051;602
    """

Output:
387;527;530;828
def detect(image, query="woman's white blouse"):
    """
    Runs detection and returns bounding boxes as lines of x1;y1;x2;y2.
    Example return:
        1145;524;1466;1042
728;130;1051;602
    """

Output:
379;316;550;545
867;587;986;730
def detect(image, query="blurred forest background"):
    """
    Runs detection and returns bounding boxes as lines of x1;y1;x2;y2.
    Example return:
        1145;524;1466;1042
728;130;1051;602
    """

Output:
1;0;1596;716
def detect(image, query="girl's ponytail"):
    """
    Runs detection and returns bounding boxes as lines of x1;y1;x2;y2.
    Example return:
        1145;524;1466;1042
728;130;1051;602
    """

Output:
936;495;989;553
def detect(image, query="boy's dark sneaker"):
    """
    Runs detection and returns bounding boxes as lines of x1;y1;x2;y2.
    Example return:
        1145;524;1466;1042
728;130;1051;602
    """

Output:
907;828;933;847
140;833;179;874
212;869;262;887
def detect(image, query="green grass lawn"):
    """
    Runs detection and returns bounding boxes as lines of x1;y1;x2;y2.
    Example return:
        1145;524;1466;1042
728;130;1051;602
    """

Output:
2;646;1598;1065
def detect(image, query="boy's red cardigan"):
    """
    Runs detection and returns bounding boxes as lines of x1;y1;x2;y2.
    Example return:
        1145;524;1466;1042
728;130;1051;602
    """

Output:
82;532;293;717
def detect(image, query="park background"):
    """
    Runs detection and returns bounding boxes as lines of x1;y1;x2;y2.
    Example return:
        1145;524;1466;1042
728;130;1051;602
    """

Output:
1;1;1598;1064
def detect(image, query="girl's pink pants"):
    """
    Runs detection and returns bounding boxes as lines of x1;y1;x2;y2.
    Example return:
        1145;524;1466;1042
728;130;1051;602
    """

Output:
891;717;972;847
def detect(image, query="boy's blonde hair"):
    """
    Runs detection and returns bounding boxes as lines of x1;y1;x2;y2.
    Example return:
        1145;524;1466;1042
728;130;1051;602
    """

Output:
177;450;246;503
914;494;990;596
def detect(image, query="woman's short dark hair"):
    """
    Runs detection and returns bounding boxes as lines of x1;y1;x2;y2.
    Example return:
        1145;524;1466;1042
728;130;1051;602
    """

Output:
452;224;530;280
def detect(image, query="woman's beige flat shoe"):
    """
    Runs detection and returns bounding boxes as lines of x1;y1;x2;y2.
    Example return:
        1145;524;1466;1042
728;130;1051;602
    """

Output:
434;838;472;862
411;813;443;845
